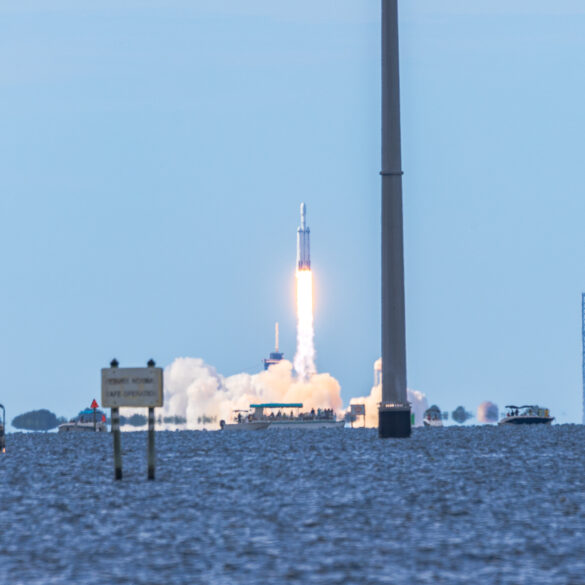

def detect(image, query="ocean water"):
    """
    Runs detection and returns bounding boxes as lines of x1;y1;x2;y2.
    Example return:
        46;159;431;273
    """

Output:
1;426;584;584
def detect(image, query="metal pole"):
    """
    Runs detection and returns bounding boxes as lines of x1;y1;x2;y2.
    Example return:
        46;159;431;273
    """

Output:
111;407;122;480
379;0;411;438
0;404;5;453
582;293;585;425
147;407;155;480
93;407;97;432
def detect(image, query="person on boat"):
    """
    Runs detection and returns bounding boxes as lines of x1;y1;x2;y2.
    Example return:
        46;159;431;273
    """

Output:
237;413;242;423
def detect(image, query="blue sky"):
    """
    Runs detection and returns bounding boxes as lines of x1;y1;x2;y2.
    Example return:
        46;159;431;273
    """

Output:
1;1;584;424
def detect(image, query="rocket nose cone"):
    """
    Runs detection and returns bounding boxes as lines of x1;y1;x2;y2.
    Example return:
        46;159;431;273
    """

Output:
300;202;306;228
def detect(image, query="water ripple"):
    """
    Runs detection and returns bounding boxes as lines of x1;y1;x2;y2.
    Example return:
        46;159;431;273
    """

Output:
0;426;582;584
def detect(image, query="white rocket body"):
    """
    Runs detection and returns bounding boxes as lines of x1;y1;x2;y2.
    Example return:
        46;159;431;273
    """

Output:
296;202;311;270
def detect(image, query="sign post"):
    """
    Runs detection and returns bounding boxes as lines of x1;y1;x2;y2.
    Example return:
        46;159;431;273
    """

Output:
112;406;122;480
148;407;155;480
102;358;163;481
146;359;156;480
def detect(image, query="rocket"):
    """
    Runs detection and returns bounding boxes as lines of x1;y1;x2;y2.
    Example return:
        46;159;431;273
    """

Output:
296;202;311;270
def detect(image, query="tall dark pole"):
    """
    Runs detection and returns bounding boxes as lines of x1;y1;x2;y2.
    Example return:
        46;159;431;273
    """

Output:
378;0;411;438
0;404;5;452
582;293;585;425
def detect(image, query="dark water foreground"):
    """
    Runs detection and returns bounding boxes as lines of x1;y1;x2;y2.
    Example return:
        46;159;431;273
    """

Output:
1;426;584;584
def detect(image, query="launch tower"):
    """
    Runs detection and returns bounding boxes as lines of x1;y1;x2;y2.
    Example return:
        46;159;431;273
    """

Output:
264;322;284;370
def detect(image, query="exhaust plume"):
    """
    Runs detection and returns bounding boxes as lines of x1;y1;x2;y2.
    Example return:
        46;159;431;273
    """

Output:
348;358;428;427
294;203;315;381
477;401;499;423
293;269;316;380
160;357;342;429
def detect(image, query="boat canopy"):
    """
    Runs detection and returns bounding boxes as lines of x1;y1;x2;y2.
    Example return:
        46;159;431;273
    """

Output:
250;403;303;408
505;405;540;409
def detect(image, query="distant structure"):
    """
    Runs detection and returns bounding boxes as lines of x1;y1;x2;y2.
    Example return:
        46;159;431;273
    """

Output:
263;322;284;370
451;406;473;424
477;401;499;423
582;293;585;424
374;358;382;387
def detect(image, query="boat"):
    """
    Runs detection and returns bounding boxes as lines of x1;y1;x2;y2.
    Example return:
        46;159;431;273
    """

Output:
498;405;554;425
219;409;271;431
423;405;443;427
58;408;108;433
220;403;345;430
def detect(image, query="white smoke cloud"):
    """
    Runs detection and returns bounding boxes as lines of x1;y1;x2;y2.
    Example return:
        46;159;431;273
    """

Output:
119;355;431;431
348;358;429;427
477;401;499;423
348;384;428;428
116;345;435;432
160;357;342;429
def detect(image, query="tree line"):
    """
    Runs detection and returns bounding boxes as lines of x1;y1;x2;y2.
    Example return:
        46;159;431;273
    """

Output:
10;409;187;431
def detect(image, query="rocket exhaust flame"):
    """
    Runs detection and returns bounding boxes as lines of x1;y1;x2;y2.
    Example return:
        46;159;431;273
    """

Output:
294;203;316;381
294;268;316;381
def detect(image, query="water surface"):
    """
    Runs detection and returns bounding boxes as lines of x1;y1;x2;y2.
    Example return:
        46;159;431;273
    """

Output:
1;426;583;584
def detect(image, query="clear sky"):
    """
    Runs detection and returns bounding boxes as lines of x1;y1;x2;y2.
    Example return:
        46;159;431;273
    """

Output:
1;0;584;424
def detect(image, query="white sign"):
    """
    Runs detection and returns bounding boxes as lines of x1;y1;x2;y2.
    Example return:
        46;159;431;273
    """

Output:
101;367;163;408
350;404;365;416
